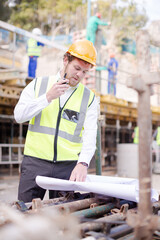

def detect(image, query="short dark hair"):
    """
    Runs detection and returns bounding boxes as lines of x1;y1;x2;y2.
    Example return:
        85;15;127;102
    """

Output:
63;52;93;68
63;52;75;62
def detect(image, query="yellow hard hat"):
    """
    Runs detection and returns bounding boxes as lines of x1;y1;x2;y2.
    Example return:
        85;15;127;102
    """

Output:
67;39;97;66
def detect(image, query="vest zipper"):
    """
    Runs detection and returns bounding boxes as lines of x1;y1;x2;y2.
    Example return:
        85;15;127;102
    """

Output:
53;107;62;163
53;88;77;163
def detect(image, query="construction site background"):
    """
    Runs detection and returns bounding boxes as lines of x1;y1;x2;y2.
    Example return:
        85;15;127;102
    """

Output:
1;19;160;177
1;1;160;239
1;26;160;104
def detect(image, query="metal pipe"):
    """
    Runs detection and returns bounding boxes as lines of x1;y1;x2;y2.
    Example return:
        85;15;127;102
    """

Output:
116;119;120;145
53;198;100;213
73;203;116;218
42;197;66;205
0;20;67;52
80;212;126;235
108;224;133;239
12;32;16;68
95;120;102;175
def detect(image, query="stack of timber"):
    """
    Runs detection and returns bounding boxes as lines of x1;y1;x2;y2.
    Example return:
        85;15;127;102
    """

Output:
100;94;160;123
0;69;28;115
0;47;28;115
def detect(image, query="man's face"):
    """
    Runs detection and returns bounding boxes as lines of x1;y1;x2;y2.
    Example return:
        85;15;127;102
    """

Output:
64;57;92;87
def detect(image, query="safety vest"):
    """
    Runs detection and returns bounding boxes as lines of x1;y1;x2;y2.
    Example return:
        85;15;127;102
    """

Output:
133;126;139;144
27;38;41;57
156;127;160;145
24;76;95;161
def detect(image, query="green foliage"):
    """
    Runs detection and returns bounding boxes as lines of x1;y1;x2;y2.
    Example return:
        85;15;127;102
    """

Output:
9;0;48;30
8;0;84;32
55;0;82;14
0;0;12;21
95;0;148;47
1;0;148;48
110;0;148;44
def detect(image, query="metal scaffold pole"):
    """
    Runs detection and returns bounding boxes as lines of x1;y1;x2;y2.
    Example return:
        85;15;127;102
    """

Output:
127;21;160;239
95;119;102;175
135;29;152;240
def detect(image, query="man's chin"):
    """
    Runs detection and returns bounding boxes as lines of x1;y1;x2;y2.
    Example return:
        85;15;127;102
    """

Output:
70;83;76;87
69;80;78;87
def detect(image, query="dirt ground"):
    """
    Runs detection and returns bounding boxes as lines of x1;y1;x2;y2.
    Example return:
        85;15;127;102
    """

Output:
0;168;160;204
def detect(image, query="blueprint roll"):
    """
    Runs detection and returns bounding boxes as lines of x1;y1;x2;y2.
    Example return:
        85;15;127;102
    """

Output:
117;143;139;178
36;174;159;203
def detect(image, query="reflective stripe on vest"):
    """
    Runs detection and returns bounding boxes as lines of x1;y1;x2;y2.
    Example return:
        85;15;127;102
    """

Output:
24;76;94;161
156;127;160;145
27;38;41;57
28;77;90;142
133;126;139;144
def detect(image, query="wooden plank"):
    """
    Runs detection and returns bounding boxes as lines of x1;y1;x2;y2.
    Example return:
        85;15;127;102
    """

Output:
0;85;22;99
0;97;18;106
0;55;21;68
3;79;26;87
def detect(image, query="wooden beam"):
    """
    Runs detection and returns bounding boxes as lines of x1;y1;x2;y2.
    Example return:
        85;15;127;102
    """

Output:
0;85;22;99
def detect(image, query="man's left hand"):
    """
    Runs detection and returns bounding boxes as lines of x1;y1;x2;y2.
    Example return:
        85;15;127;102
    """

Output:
69;163;88;182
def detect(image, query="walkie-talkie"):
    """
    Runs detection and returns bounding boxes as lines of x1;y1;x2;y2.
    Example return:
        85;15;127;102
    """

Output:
62;73;67;84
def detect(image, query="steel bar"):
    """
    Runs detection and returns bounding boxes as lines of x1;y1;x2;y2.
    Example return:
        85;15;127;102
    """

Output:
95;119;102;175
53;198;101;213
42;197;67;205
21;196;70;210
73;202;116;218
117;232;135;240
12;31;16;68
108;224;133;239
0;20;67;52
80;212;126;235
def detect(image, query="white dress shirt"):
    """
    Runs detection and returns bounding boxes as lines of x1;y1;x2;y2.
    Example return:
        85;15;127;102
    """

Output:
14;73;98;165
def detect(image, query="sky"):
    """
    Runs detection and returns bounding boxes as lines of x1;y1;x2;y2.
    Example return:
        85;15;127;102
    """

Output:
135;0;160;22
117;0;160;23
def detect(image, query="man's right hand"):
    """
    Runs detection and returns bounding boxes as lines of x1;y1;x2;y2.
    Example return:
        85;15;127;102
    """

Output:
46;79;69;103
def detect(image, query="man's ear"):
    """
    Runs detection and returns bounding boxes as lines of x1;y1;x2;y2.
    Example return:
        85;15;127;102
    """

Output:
63;56;68;66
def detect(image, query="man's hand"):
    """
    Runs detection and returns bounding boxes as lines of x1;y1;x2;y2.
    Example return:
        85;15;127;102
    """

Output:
69;163;88;182
46;79;69;103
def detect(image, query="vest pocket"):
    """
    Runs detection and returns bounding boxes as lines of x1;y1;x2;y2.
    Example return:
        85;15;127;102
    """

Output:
62;109;79;123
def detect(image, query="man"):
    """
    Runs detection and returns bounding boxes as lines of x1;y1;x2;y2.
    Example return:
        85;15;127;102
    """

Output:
14;39;98;203
107;54;118;96
132;126;139;144
27;28;44;78
86;12;110;45
152;127;160;164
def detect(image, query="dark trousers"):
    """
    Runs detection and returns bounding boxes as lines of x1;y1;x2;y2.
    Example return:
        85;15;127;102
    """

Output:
28;56;38;78
18;155;77;203
108;80;116;96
